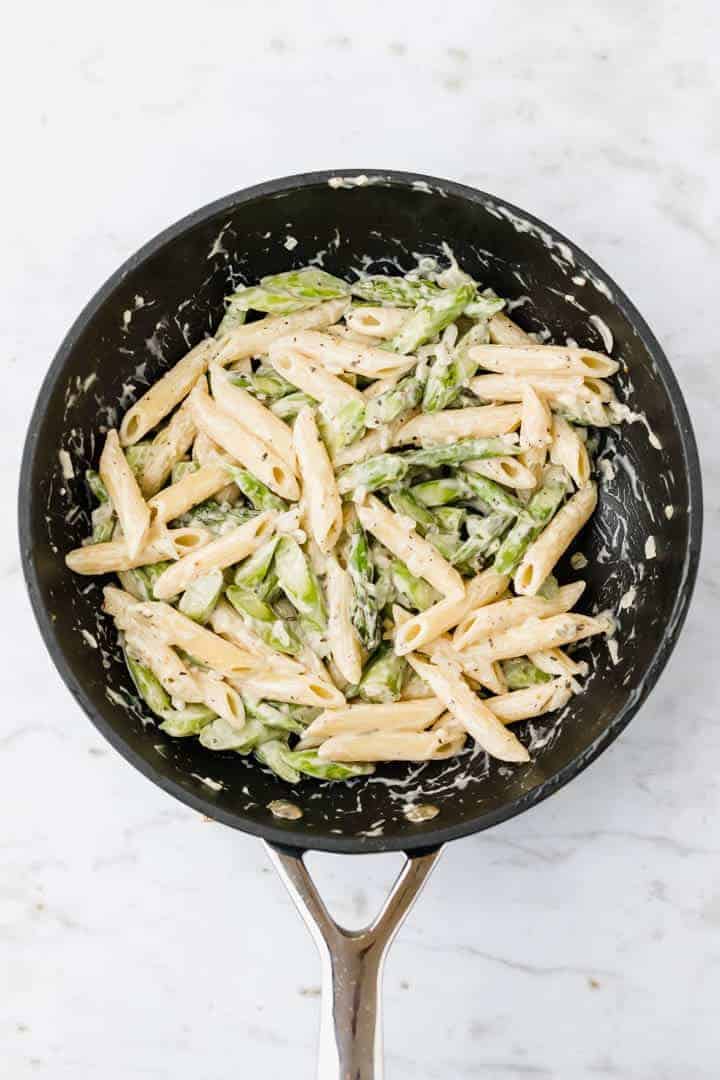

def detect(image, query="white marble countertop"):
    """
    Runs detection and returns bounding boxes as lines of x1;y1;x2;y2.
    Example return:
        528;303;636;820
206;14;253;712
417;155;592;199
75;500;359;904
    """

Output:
3;3;718;1077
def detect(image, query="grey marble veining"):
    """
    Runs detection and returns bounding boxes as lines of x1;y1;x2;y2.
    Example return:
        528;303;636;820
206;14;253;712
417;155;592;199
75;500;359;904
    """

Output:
2;2;718;1077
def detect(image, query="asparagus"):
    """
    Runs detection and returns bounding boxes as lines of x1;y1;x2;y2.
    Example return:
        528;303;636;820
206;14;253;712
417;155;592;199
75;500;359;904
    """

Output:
391;560;439;611
403;437;520;469
338;453;408;494
351;275;440;307
200;716;278;752
233;536;280;589
223;269;349;318
502;658;552;690
347;522;381;651
422;321;489;413
159;704;217;736
270;391;316;421
282;749;375;781
171;460;200;483
433;506;466;533
255;739;300;783
464;293;506;320
178;569;224;624
226;584;302;655
224;465;288;511
385;284;475;355
463;473;525;517
411;476;472;506
365;370;425;428
274;536;327;630
492;477;567;575
243;698;312;735
174;500;255;533
86;469;116;542
125;653;170;716
125;442;153;479
388;490;438;532
357;643;407;703
228;365;295;401
318;399;366;454
216;297;247;336
86;469;108;504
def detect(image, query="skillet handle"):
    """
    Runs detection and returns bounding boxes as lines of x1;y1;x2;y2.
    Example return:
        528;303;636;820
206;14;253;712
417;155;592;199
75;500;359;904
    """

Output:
265;842;443;1079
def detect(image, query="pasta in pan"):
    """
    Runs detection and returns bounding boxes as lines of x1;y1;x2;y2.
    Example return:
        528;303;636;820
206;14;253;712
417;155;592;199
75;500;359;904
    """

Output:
64;258;624;786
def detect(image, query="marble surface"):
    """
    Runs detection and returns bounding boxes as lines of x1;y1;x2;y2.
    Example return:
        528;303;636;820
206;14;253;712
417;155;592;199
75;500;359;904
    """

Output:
2;3;718;1077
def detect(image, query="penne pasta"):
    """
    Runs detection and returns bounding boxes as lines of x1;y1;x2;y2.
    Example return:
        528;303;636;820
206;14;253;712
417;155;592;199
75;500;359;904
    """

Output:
394;568;509;655
293;407;343;553
485;677;574;723
282;330;416;380
514;483;598;595
345;306;408;339
66;526;210;575
393;405;522;446
268;342;366;411
520;384;553;451
140;398;197;497
318;729;450;762
120;338;216;446
99;429;151;558
300;698;445;745
407;654;529;762
357;495;465;600
463;456;537;490
488;312;534;346
550;414;591;488
325;556;363;685
191;668;246;729
453;582;586;650
470;344;619;378
190;382;299;501
231;668;345;709
459;611;607;663
209;600;306;675
148;463;229;525
209;363;297;471
131;600;258;675
152;512;277;600
214;298;350;366
470;373;598;404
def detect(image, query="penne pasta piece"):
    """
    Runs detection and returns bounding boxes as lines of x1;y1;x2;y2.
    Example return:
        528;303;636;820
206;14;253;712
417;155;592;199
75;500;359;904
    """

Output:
231;668;345;709
120;338;217;446
326;324;379;346
514;483;598;595
131;601;258;675
300;698;445;744
209;363;297;471
453;582;586;650
529;648;588;678
152;512;277;600
209;600;305;675
406;654;529;762
99;429;151;558
485;677;574;723
325;556;363;685
148;463;229;525
394;568;509;655
293;407;343;553
459;611;607;663
550;415;591;488
268;342;365;411
333;422;404;468
488;312;534;346
520;384;553;451
140;398;197;497
345;306;408;339
66;526;210;575
190;382;299;501
282;330;416;380
318;729;449;763
214;298;350;366
191;668;246;729
357;495;465;600
470;344;619;378
393;405;522;446
463;456;537;489
470;373;597;404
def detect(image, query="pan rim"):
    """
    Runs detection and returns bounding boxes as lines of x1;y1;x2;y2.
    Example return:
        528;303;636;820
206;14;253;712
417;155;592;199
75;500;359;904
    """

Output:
18;168;704;854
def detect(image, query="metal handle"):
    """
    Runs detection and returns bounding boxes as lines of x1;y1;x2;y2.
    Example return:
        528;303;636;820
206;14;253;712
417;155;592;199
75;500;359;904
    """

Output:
265;843;443;1080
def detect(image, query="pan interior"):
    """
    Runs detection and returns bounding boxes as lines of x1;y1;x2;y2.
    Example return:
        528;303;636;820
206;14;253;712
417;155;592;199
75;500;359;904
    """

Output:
22;174;700;852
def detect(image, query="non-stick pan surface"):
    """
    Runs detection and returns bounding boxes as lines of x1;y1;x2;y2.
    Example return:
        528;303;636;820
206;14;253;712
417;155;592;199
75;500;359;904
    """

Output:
19;171;702;854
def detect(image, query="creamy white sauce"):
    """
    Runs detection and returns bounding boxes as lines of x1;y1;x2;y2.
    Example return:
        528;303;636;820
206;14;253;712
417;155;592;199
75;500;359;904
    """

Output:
284;235;298;251
58;449;74;479
664;504;674;520
645;535;657;559
618;586;637;612
588;314;614;353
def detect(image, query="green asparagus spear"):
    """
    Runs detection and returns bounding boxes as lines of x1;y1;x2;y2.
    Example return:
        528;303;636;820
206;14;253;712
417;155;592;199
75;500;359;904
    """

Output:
226;584;302;655
124;653;171;717
317;399;366;454
338;453;408;494
86;469;108;503
223;269;350;318
255;739;301;783
502;658;552;690
91;503;116;543
492;477;567;575
282;749;375;781
388;490;438;532
351;276;440;307
462;473;525;517
233;536;280;589
357;642;408;703
422;321;489;413
365;370;425;428
463;293;506;320
243;698;312;735
159;704;217;736
385;284;475;355
403;437;520;469
174;500;255;533
391;560;440;611
465;511;512;549
432;506;466;533
228;365;296;401
171;460;200;483
537;573;560;600
274;536;327;631
411;476;472;506
178;569;224;624
270;391;316;421
223;465;288;511
347;522;381;652
200;716;278;752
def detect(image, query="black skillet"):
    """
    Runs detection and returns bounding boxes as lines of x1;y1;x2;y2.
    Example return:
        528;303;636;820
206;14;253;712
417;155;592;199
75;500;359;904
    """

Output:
19;171;702;1077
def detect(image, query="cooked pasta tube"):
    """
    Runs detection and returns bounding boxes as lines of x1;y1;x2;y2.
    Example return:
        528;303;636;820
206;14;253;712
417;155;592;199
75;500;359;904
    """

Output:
488;312;534;346
394;568;508;655
317;729;451;763
131;601;258;674
345;306;408;339
514;483;598;595
120;338;216;446
550;415;591;488
99;429;151;558
214;298;350;366
208;363;297;471
459;611;607;663
148;463;229;525
463;456;537;489
283;330;416;379
453;581;586;650
293;407;343;553
231;668;345;709
325;556;363;685
470;344;619;378
393;405;522;446
268;342;366;411
140;398;197;497
191;668;245;729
